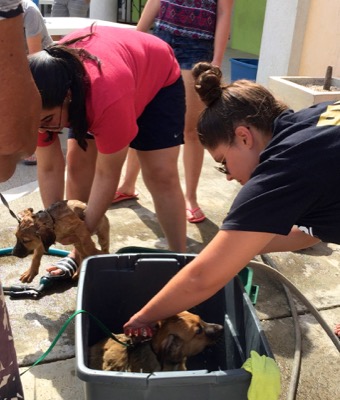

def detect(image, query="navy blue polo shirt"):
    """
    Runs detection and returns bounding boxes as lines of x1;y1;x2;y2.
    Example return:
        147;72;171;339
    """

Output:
221;100;340;244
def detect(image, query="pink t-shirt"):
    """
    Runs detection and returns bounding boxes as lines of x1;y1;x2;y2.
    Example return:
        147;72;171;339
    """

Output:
38;26;181;153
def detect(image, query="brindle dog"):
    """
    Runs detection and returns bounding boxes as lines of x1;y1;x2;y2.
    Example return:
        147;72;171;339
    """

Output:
13;200;110;283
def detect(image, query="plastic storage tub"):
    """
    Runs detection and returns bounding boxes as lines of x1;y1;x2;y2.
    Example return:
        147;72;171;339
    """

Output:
116;246;259;305
230;58;259;82
76;253;272;400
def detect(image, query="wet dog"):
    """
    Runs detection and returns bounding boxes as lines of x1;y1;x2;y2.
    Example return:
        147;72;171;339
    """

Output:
89;311;223;372
12;200;110;283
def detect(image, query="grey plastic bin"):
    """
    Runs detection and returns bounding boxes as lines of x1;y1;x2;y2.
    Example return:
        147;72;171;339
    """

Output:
76;253;273;400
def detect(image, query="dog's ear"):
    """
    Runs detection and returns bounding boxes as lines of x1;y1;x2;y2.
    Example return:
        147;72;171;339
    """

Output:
18;208;34;219
157;334;184;369
153;321;162;331
36;224;56;252
40;228;56;252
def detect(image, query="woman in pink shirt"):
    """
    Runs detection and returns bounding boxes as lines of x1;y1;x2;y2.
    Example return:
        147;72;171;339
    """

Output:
29;24;187;276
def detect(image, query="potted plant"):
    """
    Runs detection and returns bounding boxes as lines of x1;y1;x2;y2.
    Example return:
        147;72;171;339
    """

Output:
268;66;340;110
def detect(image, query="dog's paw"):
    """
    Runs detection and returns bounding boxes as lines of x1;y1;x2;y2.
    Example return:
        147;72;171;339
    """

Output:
20;270;37;283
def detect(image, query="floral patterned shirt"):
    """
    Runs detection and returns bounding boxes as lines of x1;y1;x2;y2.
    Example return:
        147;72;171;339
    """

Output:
155;0;217;40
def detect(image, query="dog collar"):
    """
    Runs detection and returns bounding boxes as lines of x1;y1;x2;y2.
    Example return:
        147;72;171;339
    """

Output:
36;209;55;228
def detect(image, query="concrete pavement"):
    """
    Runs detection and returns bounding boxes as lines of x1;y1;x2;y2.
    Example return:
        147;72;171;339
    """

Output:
0;48;339;400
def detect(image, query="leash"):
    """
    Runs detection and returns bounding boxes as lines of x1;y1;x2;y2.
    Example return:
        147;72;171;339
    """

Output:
20;309;130;376
0;192;55;227
0;192;20;223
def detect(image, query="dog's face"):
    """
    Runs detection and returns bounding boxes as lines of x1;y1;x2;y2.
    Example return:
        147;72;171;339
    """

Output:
13;208;56;258
152;311;224;366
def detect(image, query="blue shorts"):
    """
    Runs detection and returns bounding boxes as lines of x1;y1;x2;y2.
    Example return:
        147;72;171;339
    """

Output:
68;77;185;151
153;27;214;70
131;77;185;150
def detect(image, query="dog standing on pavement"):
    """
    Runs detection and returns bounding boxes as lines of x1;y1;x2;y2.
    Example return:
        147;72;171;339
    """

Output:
89;311;224;372
12;199;110;283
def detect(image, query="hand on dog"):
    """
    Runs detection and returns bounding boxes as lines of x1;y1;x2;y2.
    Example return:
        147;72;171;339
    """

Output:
124;326;154;338
124;314;155;338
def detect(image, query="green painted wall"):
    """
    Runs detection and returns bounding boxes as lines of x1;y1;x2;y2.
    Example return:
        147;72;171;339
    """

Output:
230;0;267;56
132;0;146;23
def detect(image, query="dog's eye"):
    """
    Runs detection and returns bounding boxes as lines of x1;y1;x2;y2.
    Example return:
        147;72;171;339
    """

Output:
22;238;32;244
195;325;203;335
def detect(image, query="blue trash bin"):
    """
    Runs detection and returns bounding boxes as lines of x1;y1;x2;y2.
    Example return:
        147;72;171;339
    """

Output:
230;58;259;82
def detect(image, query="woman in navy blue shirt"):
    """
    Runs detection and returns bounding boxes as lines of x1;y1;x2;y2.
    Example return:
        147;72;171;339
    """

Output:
125;62;340;338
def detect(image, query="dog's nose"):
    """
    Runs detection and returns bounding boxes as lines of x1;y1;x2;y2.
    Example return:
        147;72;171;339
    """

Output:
205;323;224;340
12;242;30;258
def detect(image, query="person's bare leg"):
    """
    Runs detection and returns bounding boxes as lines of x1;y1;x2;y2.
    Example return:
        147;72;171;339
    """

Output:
47;138;97;275
138;147;187;252
181;69;206;222
114;147;140;199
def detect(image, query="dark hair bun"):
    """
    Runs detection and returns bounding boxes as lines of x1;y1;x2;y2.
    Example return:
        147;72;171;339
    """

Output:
192;62;223;106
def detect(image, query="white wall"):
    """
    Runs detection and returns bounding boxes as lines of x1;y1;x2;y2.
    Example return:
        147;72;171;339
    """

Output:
256;0;310;86
299;0;340;77
257;0;340;86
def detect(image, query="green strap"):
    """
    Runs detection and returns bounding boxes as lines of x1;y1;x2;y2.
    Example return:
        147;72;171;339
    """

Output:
20;309;129;376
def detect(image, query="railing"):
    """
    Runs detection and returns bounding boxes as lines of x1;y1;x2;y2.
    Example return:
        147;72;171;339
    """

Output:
117;0;145;24
39;0;53;17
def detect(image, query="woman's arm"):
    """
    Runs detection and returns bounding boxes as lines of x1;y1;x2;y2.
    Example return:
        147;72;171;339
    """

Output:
36;138;66;207
26;32;43;54
0;15;41;182
211;0;234;67
136;0;160;32
124;224;321;328
84;146;129;233
124;229;276;328
260;226;321;254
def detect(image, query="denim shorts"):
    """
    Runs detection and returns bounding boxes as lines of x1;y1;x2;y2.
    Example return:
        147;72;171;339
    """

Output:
153;27;214;70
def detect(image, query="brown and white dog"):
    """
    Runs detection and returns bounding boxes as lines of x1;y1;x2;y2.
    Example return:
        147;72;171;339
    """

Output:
89;311;224;373
12;200;110;283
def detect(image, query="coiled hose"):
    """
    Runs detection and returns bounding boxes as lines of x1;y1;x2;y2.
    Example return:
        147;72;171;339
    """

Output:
259;255;302;400
251;256;339;400
250;257;340;352
0;247;69;257
249;254;340;400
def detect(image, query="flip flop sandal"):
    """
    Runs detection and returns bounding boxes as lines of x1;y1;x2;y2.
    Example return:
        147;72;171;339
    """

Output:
23;154;37;165
186;207;206;223
45;256;78;281
112;191;139;204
